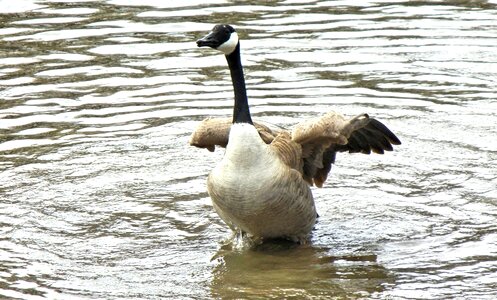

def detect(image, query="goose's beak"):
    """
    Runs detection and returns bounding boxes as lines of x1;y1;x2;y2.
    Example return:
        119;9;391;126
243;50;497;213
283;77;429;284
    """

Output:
196;31;217;48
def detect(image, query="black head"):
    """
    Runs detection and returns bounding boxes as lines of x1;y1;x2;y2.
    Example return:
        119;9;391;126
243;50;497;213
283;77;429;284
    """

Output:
196;24;239;55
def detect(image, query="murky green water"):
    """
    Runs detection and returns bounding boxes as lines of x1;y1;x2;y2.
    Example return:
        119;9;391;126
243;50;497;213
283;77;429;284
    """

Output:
1;0;496;299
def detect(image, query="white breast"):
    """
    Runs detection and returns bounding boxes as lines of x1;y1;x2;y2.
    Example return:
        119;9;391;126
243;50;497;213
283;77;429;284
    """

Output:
211;123;278;185
210;123;281;202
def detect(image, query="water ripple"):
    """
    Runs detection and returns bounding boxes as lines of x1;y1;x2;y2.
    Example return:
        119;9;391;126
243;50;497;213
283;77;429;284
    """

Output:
1;0;496;299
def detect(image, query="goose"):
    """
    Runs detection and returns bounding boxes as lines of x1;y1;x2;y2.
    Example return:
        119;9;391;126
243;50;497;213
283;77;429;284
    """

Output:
191;24;401;244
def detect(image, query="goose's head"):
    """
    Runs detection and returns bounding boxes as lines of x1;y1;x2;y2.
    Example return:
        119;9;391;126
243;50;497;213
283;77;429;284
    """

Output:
196;24;239;55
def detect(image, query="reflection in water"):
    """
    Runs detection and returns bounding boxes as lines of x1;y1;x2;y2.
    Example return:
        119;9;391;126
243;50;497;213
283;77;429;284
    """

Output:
211;242;392;299
1;0;497;299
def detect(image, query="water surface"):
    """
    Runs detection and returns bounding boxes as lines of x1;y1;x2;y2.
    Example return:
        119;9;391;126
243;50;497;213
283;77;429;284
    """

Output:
1;0;496;299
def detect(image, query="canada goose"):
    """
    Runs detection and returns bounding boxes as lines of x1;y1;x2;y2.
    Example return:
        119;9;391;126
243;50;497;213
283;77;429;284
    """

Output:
191;24;401;243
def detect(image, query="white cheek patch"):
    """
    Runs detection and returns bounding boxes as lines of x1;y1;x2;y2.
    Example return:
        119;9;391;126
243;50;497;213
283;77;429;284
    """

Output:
217;32;239;55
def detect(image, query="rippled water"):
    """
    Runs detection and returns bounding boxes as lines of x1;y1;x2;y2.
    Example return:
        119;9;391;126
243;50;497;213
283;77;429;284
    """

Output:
1;0;497;299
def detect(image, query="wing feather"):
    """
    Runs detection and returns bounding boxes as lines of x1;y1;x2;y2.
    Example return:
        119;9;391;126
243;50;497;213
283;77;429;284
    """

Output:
291;113;401;187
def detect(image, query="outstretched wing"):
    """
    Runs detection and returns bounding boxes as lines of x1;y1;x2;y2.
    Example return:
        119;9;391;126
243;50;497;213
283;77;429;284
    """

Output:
290;112;401;187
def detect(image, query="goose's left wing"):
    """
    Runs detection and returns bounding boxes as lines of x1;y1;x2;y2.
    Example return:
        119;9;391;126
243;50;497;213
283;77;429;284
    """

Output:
291;112;401;187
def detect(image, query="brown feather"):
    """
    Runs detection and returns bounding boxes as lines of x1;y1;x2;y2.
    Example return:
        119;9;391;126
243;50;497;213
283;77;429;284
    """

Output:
291;112;370;186
269;131;303;173
292;111;349;145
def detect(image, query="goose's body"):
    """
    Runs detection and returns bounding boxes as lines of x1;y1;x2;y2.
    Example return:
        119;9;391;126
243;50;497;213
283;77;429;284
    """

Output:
208;123;316;242
192;25;401;243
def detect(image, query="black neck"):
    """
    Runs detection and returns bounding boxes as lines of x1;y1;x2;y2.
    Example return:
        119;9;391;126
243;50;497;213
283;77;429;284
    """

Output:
225;43;253;125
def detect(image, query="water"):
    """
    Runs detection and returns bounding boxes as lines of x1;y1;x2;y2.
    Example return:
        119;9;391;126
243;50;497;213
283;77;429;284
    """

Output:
1;0;496;299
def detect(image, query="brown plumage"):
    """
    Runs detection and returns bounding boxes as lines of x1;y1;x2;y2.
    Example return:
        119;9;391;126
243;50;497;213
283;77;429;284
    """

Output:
190;112;401;188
